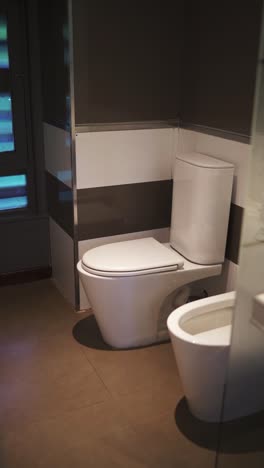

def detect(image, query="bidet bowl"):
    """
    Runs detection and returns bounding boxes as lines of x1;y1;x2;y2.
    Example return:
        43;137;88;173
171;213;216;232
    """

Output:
167;291;235;422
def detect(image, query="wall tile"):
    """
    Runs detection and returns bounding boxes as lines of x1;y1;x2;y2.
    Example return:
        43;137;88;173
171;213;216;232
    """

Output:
181;2;261;136
49;218;75;307
178;129;251;208
77;180;172;240
46;171;74;238
72;3;182;124
195;132;251;208
39;2;70;129
191;259;239;300
43;123;72;188
76;128;174;189
225;260;239;292
225;204;244;264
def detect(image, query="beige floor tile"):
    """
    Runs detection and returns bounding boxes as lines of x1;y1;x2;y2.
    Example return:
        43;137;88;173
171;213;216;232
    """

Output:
114;376;182;427
1;331;90;380
81;336;180;397
0;280;234;468
216;453;264;468
1;398;217;468
0;283;110;431
0;360;109;432
127;411;216;468
1;400;139;468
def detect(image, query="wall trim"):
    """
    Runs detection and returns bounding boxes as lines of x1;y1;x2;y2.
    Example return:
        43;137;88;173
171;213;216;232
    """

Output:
75;120;177;133
75;120;251;144
0;266;52;287
43;119;69;132
180;122;251;144
68;0;80;309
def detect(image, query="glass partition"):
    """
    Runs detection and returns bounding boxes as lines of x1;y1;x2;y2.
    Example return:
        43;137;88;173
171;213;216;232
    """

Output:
216;7;264;467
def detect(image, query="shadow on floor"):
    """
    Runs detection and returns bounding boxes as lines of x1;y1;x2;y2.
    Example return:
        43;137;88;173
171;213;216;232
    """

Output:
72;314;169;351
72;315;112;350
175;397;264;454
175;398;219;451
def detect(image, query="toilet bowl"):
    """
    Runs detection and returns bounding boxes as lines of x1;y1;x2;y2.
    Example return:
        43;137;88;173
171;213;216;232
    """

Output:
77;238;222;348
167;291;236;422
77;152;234;350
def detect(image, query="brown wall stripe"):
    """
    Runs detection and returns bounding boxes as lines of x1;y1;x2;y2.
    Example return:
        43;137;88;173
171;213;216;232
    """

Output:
77;180;173;241
45;171;74;238
78;181;243;265
225;203;244;265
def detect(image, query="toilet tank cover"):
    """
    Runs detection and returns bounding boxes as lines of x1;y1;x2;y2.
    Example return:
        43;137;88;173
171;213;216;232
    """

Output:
81;238;184;274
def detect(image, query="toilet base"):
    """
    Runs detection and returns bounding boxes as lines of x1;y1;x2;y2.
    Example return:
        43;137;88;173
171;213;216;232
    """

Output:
102;327;170;350
77;255;221;349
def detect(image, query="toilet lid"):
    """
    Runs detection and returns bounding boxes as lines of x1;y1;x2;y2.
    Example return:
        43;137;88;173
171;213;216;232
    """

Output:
81;237;184;277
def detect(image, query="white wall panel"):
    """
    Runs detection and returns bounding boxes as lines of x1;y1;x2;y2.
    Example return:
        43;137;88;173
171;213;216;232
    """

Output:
177;129;251;207
49;218;75;306
76;128;174;189
43;123;72;188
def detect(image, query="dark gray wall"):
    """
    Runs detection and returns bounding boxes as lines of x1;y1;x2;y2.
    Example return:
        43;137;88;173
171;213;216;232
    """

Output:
0;217;50;274
27;0;47;215
38;0;74;238
72;1;183;125
72;1;261;134
181;0;262;136
39;0;70;129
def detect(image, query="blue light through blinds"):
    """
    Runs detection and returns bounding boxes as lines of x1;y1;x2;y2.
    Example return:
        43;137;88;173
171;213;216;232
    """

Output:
0;15;9;68
0;174;26;188
0;93;15;152
0;196;27;210
0;174;28;211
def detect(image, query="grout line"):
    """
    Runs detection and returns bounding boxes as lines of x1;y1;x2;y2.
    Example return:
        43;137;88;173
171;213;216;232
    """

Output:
78;346;115;398
3;399;113;435
76;347;141;432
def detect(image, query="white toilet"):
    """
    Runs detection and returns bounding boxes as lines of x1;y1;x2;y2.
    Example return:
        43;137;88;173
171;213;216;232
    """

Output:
77;153;234;349
167;291;235;423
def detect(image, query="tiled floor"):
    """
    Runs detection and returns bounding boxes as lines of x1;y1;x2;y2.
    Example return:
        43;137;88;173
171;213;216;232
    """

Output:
0;279;240;467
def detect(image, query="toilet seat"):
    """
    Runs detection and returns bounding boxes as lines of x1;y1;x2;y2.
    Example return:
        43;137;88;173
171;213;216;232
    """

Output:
81;237;184;277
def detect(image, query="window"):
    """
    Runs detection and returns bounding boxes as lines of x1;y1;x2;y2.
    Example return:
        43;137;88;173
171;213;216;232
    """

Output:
0;4;32;213
0;14;9;68
0;94;15;153
0;14;15;155
0;174;27;211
